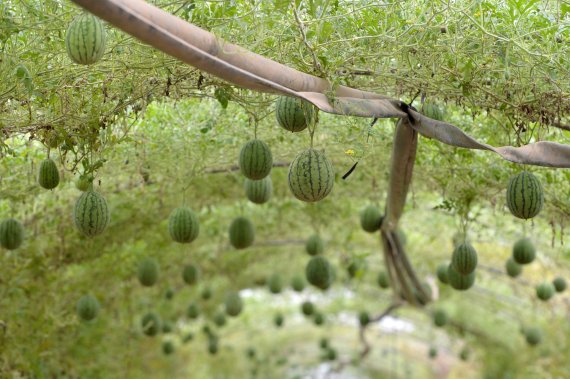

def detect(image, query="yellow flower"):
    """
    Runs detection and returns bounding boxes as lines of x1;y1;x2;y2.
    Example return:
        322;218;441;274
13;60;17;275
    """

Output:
345;149;355;156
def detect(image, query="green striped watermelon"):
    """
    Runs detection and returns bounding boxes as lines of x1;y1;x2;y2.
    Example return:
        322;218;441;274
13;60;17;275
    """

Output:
275;96;313;132
244;176;272;204
38;158;60;190
306;256;334;290
436;263;449;284
422;103;445;121
451;242;478;275
76;294;100;322
268;273;283;294
358;311;370;326
186;302;200;319
553;277;567;293
512;237;535;264
182;264;200;285
525;327;542;346
0;218;24;250
433;309;448;327
288;149;334;202
65;13;106;65
229;216;255;249
168;207;199;243
360;205;383;233
213;311;227;327
162;341;175;355
377;270;390;289
301;301;315;316
137;258;159;287
238;140;273;180
305;234;324;256
506;171;543;219
75;176;92;192
225;292;243;317
291;275;306;292
141;313;161;336
73;190;110;237
274;313;284;327
447;265;475;291
505;257;522;277
535;282;555;301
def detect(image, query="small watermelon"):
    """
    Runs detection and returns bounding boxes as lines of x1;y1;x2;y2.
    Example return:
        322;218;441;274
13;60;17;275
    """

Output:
141;313;161;336
436;264;449;284
360;205;383;233
38;158;60;190
377;270;390;289
433;309;448;327
358;311;370;327
274;313;284;327
268;273;283;294
238;140;273;180
208;337;219;355
182;264;200;285
301;301;315;316
447;265;475;291
65;13;107;65
75;176;92;192
305;234;324;256
244;176;272;204
291;275;306;292
137;258;159;287
505;257;522;278
0;218;24;250
535;282;555;301
201;286;212;301
213;312;227;327
306;256;334;290
275;96;313;132
319;338;329;349
428;347;438;359
512;238;536;264
459;347;470;361
76;294;100;322
422;103;445;121
288;149;335;202
525;327;542;346
325;348;337;361
162;321;174;334
225;292;243;317
73;189;110;237
162;341;175;355
506;171;544;219
229;217;255;249
553;277;567;293
451;242;478;275
186;302;200;319
313;312;325;326
168;207;199;244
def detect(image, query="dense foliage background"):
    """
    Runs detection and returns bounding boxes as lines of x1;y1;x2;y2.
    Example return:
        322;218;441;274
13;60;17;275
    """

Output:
1;0;569;378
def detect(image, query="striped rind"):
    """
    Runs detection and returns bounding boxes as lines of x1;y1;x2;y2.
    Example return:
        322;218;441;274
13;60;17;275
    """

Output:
73;190;110;237
168;207;199;243
137;258;159;287
65;13;106;65
288;148;334;202
268;274;283;293
552;277;567;292
305;234;324;256
506;171;544;220
275;96;312;132
535;282;555;301
505;257;522;277
229;216;255;249
447;265;475;291
225;292;243;317
305;256;333;290
76;294;100;321
239;140;273;180
423;103;444;121
512;237;535;264
38;159;60;190
360;205;383;232
291;275;305;292
451;242;478;275
0;218;24;250
244;176;272;204
182;264;200;285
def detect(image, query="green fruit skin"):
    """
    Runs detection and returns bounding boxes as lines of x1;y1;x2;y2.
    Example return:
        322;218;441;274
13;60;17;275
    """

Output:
201;286;212;300
305;234;324;256
268;274;283;294
239;139;273;180
423;103;444;121
433;309;448;327
506;171;544;220
306;256;334;290
162;321;174;334
208;338;219;355
66;13;106;65
512;238;536;265
447;265;476;291
358;311;370;326
73;190;110;237
360;205;383;233
291;275;305;292
459;348;470;361
301;301;315;316
536;282;555;301
187;303;200;319
377;271;390;289
229;217;255;249
288;148;334;203
325;348;337;361
141;313;161;336
553;277;567;293
0;218;24;250
182;264;200;285
505;258;522;278
274;313;284;327
525;327;542;346
75;176;91;192
275;96;312;132
168;207;199;244
436;264;449;284
162;341;175;355
213;312;226;327
244;176;272;204
314;312;325;326
225;292;243;317
137;258;159;287
428;347;438;359
38;158;60;190
451;242;478;275
76;294;100;321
